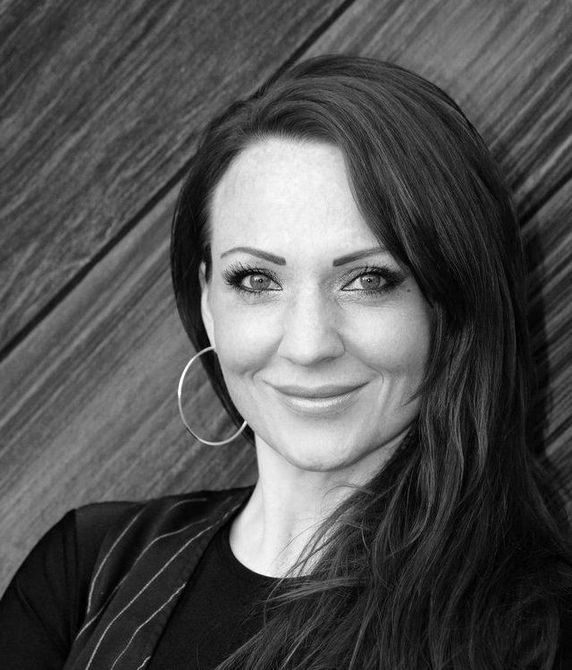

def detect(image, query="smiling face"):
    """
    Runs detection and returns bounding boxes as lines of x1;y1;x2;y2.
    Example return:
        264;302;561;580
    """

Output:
200;137;431;481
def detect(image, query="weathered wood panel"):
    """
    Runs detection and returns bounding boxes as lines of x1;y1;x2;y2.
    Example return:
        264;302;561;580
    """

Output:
0;0;350;354
0;185;256;588
307;0;572;219
522;179;572;485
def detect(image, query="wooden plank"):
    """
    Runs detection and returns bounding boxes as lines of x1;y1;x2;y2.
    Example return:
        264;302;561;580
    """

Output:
522;179;572;481
306;0;572;220
0;184;256;589
0;0;350;354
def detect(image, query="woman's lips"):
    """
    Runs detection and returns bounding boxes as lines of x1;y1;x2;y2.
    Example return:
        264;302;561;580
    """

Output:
270;382;367;416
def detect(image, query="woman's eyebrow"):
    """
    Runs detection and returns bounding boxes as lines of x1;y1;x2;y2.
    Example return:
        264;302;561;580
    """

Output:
220;245;386;266
332;247;386;266
220;247;286;265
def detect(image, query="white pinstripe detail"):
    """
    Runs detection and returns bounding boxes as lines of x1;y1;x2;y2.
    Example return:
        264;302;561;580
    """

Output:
86;510;144;616
78;497;209;638
135;655;151;670
83;501;242;670
77;518;207;637
109;583;186;669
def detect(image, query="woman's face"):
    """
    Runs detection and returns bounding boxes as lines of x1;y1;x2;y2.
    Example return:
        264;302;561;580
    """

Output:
201;138;431;478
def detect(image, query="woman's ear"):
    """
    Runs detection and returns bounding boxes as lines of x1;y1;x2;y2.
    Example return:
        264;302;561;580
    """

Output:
199;262;215;347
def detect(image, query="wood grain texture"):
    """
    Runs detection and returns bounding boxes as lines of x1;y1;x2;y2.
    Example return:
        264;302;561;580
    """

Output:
0;0;348;354
306;0;572;220
0;184;256;588
522;179;572;480
1;0;571;597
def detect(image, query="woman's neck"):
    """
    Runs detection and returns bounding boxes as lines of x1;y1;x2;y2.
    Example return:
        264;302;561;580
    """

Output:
229;435;397;577
230;478;345;578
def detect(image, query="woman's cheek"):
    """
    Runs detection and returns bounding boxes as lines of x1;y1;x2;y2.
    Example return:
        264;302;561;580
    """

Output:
352;305;430;380
211;300;279;375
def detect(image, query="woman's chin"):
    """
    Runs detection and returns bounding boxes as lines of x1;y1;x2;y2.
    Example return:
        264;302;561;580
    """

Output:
255;429;398;479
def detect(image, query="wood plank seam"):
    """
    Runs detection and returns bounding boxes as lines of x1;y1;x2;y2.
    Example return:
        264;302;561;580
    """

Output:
0;0;358;366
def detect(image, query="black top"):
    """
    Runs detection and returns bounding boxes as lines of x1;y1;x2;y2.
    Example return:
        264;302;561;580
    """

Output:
151;519;277;669
0;506;277;670
1;490;571;669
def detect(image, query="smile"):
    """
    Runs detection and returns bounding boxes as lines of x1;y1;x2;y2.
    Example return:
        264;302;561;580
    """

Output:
270;382;367;417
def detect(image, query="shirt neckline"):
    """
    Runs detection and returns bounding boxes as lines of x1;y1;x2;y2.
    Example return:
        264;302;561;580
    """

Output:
215;518;280;586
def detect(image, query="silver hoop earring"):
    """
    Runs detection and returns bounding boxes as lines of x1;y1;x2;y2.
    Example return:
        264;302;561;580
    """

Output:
177;345;247;446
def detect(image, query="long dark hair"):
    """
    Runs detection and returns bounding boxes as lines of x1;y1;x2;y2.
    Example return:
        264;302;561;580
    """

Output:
171;55;571;669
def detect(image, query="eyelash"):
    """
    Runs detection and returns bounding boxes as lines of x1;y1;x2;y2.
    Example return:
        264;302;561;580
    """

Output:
222;262;405;297
343;265;405;295
223;262;281;294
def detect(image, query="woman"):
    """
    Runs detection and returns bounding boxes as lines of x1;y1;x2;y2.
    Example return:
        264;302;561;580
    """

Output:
1;55;570;669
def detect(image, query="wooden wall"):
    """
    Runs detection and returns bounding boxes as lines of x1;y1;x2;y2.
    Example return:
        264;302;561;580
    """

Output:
1;0;570;593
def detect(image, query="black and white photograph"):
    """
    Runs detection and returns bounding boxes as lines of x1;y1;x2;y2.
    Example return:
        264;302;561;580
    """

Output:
1;1;571;668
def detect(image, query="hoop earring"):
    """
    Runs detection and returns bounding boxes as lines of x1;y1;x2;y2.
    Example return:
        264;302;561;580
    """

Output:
177;346;247;446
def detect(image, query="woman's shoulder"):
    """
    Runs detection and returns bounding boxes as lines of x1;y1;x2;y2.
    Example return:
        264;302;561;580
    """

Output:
0;487;252;667
74;486;251;533
3;486;252;596
73;485;253;568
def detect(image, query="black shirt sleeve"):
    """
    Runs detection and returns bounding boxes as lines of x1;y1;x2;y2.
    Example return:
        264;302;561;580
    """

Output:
0;511;79;669
0;502;138;669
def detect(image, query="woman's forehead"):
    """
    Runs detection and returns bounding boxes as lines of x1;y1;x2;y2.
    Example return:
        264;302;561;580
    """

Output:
211;137;346;208
208;137;380;255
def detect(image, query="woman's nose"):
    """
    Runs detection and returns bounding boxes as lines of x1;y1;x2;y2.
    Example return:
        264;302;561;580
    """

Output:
276;288;345;366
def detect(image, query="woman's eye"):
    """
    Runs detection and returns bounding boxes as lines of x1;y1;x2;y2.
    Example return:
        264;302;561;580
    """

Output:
344;272;387;292
242;274;278;291
223;263;281;294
